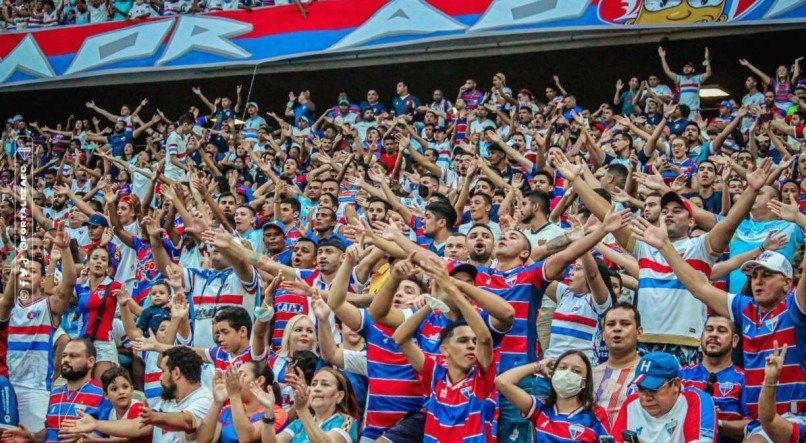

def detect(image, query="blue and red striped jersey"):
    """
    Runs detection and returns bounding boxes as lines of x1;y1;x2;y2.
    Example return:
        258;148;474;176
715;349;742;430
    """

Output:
526;396;611;443
420;356;496;443
729;292;806;418
679;363;747;422
45;381;111;443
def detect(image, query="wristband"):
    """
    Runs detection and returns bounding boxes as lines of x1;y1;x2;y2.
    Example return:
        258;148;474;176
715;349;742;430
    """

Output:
262;415;276;425
759;244;766;253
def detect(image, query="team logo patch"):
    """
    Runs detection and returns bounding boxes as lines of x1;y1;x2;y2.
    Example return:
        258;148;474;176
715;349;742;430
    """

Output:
665;418;678;436
719;382;735;397
568;424;584;440
764;317;778;331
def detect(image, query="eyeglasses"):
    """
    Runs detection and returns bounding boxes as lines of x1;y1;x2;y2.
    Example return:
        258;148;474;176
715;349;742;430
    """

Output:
637;378;673;395
705;372;717;396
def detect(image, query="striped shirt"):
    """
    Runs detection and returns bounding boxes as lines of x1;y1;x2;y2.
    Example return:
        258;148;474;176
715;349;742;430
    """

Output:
728;292;806;418
7;297;55;390
45;381;110;443
206;346;253;372
679;363;747;423
75;278;121;342
525;397;611;442
359;307;421;440
183;267;259;348
676;74;704;114
546;283;611;362
634;236;715;347
421;357;496;443
592;363;638;426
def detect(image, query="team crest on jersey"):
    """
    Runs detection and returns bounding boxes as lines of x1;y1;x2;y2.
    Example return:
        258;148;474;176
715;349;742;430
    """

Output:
440;388;447;398
719;382;735;397
568;424;584;440
505;274;518;286
764;316;778;331
665;418;678;436
460;386;472;399
27;309;43;320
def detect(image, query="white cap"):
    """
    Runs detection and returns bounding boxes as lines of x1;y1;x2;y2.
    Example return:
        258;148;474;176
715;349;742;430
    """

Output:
741;251;793;279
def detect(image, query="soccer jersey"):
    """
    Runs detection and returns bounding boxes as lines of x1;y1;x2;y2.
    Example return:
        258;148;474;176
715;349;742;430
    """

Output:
728;292;806;418
45;381;110;443
592;363;638;426
679;363;747;422
206;346;253;372
612;388;717;443
546;283;611;363
75;277;122;342
633;236;715;347
676;74;705;116
359;307;422;440
525;397;611;442
183;267;259;348
472;261;549;373
164;131;188;182
7;297;55;391
420;356;496;443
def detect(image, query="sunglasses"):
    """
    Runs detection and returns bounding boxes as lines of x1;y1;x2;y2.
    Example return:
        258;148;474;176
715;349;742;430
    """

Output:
705;372;717;396
637;378;673;395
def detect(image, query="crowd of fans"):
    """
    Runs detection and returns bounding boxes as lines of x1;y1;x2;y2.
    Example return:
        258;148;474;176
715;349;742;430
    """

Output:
0;0;309;29
0;46;804;443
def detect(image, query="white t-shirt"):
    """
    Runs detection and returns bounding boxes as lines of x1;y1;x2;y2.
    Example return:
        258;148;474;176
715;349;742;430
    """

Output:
152;386;212;443
164;132;188;182
87;2;108;22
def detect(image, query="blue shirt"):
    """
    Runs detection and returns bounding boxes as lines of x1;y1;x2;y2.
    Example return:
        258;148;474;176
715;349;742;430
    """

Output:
218;406;262;443
281;413;358;443
725;217;804;292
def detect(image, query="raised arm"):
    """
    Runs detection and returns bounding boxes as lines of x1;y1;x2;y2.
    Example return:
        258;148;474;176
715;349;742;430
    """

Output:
366;258;415;328
392;305;429;373
192;87;217;112
495;364;537;415
657;47;678;83
50;224;77;317
641;114;669;158
759;343;795;443
312;293;346;368
631;217;730;317
324;248;362;330
705;159;771;255
85;100;118;123
200;230;257;285
739;59;771;85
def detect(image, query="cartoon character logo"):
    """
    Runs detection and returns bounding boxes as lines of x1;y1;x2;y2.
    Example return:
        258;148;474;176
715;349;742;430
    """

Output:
597;0;762;24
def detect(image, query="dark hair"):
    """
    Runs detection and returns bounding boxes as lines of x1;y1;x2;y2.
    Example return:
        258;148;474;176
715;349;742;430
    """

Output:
705;313;736;334
367;197;392;211
177;113;195;127
218;192;236;202
603;301;642;328
237;204;256;217
543;350;595;412
244;360;282;405
292;350;318;385
468;223;494;238
163;347;203;383
316;367;361;419
533;170;554;186
280;197;301;213
525;189;552;216
101;366;132;392
69;337;97;359
439;319;468;344
425;201;457;229
607;164;629;188
213;306;252;337
470;192;493;207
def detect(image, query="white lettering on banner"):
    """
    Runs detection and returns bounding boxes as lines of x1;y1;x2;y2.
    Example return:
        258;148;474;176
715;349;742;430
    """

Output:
764;0;806;17
65;20;175;75
329;0;467;50
469;0;590;33
156;16;252;66
0;34;55;83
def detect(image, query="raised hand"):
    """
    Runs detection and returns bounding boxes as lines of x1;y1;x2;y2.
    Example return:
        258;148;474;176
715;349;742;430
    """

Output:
391;252;418;279
762;230;789;252
657;47;666;58
225;366;243;398
170;292;190;319
311;290;331;321
746;158;772;191
764;340;787;383
280;277;314;296
249;380;276;409
768;199;802;224
200;230;233;251
551;151;584;181
114;287;132;307
630;216;669;249
738;59;749;67
616;79;624;90
601;205;633;233
212;370;229;404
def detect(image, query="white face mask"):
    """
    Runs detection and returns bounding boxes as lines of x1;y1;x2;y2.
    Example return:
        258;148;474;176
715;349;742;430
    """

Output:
551;369;584;399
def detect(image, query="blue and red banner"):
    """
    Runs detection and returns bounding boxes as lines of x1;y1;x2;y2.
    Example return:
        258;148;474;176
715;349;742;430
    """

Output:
0;0;804;88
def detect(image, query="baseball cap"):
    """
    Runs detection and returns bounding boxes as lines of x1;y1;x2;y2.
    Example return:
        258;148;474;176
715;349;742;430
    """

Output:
684;61;696;69
62;165;72;176
631;352;681;390
246;101;259;110
338;99;350;106
261;220;286;235
87;214;109;228
449;263;477;280
740;251;793;279
319;237;346;252
719;100;734;110
660;191;694;219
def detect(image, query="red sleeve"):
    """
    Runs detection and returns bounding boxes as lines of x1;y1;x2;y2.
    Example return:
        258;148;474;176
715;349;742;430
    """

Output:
127;401;144;419
594;405;613;435
476;359;497;399
418;356;438;392
611;393;638;439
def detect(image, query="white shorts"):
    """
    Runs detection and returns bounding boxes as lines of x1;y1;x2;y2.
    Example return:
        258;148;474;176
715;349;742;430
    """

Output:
93;340;119;364
746;413;806;443
15;386;48;433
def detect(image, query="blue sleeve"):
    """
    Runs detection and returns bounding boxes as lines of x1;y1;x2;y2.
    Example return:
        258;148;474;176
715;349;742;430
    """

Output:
730;294;750;331
0;377;18;428
789;296;806;371
489;204;500;222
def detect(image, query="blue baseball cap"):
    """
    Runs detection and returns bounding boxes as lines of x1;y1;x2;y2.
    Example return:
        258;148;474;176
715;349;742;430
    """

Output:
87;214;109;228
719;100;734;110
631;352;681;390
260;219;286;235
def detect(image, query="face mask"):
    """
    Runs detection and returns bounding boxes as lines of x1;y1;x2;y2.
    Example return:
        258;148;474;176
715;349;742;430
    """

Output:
418;184;430;198
551;369;584;399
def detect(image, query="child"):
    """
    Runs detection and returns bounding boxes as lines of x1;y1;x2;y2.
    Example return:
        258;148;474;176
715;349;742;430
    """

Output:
134;281;171;338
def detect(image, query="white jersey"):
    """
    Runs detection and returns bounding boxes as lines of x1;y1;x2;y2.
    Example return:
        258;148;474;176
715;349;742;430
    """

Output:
164;132;189;182
633;235;715;347
87;2;108;22
7;297;55;390
128;2;155;18
183;267;259;348
545;283;611;362
113;221;142;286
152;386;212;443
